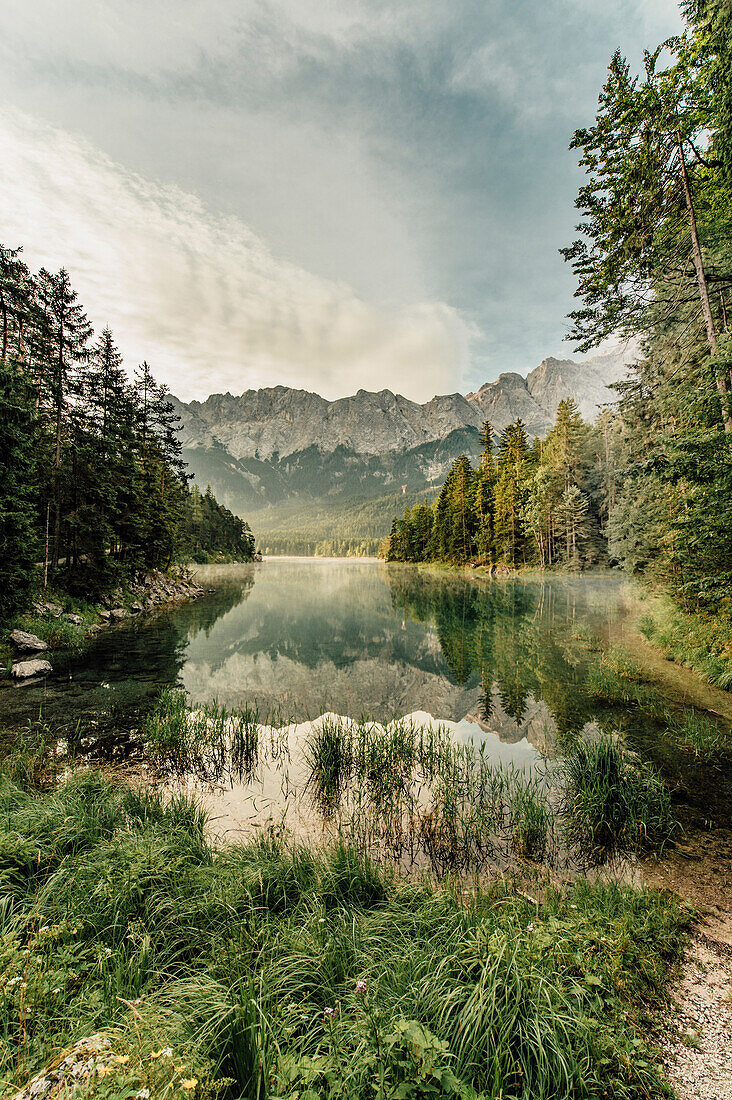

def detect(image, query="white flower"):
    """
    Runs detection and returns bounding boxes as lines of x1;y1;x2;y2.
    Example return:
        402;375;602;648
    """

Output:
527;922;534;933
135;1090;151;1099
6;977;22;988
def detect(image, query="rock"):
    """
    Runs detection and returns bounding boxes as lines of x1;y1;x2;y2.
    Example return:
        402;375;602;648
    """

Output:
9;630;49;653
109;608;128;622
11;659;52;680
65;613;83;626
12;1034;111;1100
32;601;62;617
99;610;112;621
130;601;143;613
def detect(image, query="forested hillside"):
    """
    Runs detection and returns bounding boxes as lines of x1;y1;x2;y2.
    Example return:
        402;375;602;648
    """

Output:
389;1;732;620
0;251;256;618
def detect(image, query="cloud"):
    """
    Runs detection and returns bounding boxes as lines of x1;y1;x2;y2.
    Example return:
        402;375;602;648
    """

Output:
0;109;472;401
0;1;684;394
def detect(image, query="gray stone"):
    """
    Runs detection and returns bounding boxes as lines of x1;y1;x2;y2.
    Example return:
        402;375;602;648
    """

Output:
109;608;128;622
65;613;83;626
130;601;143;613
98;610;112;621
11;659;52;679
9;629;49;653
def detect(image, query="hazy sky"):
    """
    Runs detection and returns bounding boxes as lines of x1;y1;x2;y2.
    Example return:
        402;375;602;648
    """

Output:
0;1;682;401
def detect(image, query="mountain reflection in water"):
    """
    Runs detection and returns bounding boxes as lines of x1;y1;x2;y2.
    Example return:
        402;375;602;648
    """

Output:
0;561;636;759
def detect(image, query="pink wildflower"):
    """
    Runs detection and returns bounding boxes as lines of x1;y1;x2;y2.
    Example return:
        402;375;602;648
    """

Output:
355;979;367;994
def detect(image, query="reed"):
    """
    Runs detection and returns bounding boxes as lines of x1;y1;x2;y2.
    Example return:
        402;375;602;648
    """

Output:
559;736;675;864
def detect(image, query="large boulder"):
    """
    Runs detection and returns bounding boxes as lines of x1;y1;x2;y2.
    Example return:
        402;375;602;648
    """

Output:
11;659;52;679
9;629;49;653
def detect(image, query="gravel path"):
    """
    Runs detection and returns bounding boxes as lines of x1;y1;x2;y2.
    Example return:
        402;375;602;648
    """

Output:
660;934;732;1100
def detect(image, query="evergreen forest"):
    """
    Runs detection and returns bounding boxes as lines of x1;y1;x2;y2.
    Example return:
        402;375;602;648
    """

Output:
388;2;732;617
0;250;256;618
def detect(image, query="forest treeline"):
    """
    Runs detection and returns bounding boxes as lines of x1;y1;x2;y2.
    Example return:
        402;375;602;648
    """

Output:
385;404;609;570
0;250;255;617
389;1;732;614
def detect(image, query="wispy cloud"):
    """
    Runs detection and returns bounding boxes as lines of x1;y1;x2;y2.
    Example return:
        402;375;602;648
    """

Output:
0;1;683;395
0;109;472;401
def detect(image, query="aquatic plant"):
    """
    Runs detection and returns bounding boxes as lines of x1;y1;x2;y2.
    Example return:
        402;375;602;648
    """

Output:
509;777;552;863
559;736;675;864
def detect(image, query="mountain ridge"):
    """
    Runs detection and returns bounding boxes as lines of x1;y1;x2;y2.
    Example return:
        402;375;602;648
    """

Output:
171;342;636;531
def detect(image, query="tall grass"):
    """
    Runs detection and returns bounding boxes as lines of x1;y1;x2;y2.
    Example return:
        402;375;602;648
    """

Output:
639;596;732;690
0;762;690;1100
143;695;678;875
560;736;675;864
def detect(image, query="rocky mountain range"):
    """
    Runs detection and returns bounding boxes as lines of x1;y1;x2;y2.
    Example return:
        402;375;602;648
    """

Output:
171;342;635;543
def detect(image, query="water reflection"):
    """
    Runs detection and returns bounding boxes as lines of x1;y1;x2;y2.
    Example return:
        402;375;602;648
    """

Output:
0;561;634;753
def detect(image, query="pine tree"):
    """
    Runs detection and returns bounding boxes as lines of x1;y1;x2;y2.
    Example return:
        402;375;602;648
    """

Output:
0;358;39;615
35;268;92;574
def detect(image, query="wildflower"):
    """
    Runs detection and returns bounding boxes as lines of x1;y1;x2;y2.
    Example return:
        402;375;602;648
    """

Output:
52;988;61;994
151;1048;173;1060
355;979;367;994
135;1091;151;1099
527;922;534;933
97;1064;113;1077
114;1055;130;1065
181;1079;198;1091
324;1006;337;1018
6;977;21;988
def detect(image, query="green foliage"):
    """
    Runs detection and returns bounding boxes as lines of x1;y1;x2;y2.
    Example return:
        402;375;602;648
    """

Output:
0;353;39;618
638;597;732;689
0;764;691;1100
183;484;255;562
0;247;256;614
560;737;675;863
386;405;606;571
563;6;732;613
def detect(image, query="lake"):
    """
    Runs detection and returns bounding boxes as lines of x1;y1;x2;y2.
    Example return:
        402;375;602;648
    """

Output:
2;559;731;875
0;560;640;743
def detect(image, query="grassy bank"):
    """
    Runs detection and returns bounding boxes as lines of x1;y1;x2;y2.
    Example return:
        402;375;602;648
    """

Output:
637;595;732;691
0;754;691;1100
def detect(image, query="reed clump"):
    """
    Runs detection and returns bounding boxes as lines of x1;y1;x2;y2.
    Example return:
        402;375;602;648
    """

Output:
559;736;675;863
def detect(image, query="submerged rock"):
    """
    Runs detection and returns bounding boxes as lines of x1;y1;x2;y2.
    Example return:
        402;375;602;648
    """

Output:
11;658;52;679
9;629;49;653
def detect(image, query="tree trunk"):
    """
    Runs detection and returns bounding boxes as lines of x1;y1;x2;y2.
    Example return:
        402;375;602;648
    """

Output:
677;128;732;434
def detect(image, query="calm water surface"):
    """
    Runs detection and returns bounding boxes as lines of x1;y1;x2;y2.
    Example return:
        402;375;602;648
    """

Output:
0;560;637;742
3;560;730;844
